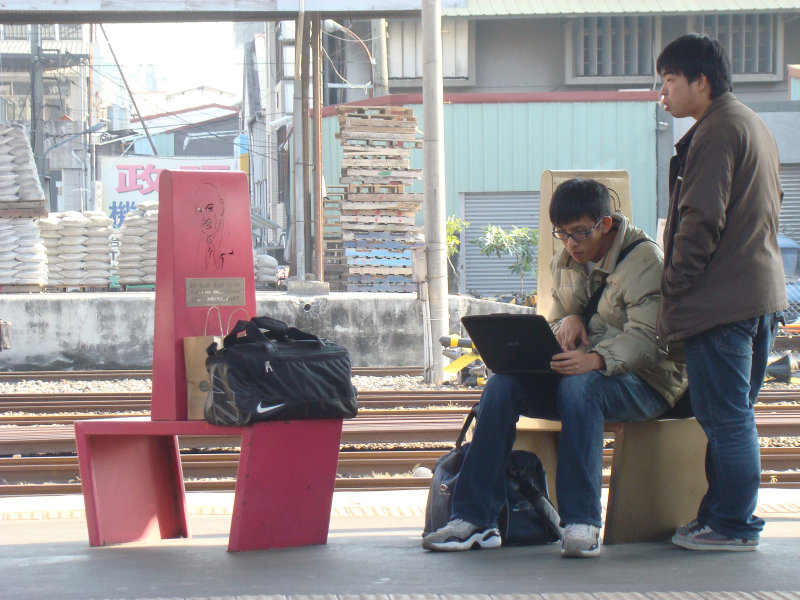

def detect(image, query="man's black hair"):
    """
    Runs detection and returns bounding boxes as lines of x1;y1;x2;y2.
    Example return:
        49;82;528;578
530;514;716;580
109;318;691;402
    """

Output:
656;33;732;99
549;178;612;227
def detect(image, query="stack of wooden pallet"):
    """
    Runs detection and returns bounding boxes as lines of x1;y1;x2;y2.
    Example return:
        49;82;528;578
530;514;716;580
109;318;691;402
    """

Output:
333;105;423;292
322;184;348;291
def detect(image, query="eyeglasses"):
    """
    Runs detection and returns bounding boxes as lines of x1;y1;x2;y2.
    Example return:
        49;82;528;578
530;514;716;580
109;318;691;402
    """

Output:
552;219;605;242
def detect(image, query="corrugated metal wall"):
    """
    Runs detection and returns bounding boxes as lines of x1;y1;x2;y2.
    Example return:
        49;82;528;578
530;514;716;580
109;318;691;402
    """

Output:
462;192;540;296
779;163;800;242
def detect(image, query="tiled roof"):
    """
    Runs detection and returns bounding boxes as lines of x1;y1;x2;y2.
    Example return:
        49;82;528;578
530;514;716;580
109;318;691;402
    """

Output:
444;0;800;17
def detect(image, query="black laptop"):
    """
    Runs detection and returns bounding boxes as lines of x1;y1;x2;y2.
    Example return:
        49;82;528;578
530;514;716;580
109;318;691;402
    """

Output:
461;313;563;375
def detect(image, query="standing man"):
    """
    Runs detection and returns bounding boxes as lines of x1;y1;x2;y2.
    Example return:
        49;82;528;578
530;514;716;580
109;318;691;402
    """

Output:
656;33;787;552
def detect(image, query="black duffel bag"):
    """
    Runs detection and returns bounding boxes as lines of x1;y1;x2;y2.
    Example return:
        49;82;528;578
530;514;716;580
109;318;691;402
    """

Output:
204;316;358;426
423;405;562;546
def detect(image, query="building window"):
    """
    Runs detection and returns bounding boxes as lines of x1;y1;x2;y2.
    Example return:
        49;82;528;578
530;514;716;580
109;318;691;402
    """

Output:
387;18;472;83
567;16;660;83
41;25;56;40
689;13;782;78
3;24;29;40
58;24;83;40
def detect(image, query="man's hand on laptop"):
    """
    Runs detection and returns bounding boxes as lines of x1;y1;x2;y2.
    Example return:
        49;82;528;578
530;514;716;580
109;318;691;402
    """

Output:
551;350;605;375
556;315;590;351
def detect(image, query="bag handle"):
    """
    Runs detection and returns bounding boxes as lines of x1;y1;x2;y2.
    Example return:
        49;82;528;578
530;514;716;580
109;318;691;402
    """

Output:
250;316;290;339
225;308;250;335
222;319;269;347
203;306;224;336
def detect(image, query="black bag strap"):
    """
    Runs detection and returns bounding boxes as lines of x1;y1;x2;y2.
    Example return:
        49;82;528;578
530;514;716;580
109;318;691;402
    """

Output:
582;237;652;324
455;404;479;449
515;475;563;541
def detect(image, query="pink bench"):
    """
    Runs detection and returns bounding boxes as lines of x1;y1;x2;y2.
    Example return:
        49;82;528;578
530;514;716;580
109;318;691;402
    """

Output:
75;416;343;551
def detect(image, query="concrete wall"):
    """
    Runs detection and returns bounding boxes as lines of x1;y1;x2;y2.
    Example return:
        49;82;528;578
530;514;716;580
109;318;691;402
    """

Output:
0;291;532;371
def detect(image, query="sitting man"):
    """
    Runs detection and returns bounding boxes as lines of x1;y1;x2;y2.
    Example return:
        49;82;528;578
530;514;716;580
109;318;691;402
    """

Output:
422;178;687;557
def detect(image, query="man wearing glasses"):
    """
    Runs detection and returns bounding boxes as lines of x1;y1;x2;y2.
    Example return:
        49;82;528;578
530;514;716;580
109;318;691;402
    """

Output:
423;178;686;557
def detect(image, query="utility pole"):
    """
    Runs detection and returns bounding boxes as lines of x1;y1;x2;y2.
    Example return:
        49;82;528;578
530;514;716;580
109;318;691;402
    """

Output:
422;0;448;384
301;17;312;276
30;24;46;206
312;14;324;281
371;19;389;97
292;12;306;278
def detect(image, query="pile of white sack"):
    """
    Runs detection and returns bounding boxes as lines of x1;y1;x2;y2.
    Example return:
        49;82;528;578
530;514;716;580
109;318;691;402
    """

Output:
254;252;279;285
117;201;158;286
37;211;113;286
0;218;48;285
0;123;46;205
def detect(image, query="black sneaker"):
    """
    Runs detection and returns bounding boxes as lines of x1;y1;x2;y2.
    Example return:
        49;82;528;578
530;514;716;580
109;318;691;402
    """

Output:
672;522;758;551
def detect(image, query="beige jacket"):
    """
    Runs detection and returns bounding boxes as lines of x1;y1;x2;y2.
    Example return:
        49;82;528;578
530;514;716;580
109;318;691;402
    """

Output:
548;214;687;406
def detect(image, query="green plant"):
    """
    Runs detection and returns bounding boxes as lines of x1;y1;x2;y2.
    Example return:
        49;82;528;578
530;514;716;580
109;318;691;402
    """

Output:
445;216;469;292
472;224;538;298
446;215;469;258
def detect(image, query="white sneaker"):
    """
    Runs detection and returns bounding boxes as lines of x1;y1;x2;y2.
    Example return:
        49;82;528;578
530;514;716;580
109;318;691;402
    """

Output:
561;523;601;558
422;518;502;552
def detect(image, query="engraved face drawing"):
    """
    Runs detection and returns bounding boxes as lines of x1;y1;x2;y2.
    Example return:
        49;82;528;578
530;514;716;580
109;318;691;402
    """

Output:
195;183;225;238
194;183;233;271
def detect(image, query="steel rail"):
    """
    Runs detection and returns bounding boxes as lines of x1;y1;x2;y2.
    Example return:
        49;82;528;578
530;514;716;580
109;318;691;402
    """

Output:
0;366;424;382
2;404;799;428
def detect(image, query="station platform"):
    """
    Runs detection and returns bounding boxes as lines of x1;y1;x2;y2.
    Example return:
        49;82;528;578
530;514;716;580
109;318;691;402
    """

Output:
1;489;799;600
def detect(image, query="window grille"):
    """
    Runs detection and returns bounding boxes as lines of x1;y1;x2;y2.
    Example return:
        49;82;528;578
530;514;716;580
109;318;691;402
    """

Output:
3;24;28;40
690;13;779;76
572;16;658;78
58;24;83;40
387;18;470;81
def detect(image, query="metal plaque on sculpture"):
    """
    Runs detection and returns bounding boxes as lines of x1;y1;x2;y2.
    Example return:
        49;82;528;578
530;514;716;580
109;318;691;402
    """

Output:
185;278;245;307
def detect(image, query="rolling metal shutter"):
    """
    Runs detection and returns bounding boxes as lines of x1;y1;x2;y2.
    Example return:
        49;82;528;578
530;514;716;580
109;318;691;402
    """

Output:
779;164;800;243
462;192;540;297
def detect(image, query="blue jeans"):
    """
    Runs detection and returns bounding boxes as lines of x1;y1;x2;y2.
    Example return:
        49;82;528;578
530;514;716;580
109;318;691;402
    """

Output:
683;313;780;540
451;369;671;529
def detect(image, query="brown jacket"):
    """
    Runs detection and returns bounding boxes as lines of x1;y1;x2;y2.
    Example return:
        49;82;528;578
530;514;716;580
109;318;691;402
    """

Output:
656;92;787;344
550;214;687;406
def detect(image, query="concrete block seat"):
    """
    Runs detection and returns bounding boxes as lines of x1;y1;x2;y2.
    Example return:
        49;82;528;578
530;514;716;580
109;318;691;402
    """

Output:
74;417;343;552
512;392;707;545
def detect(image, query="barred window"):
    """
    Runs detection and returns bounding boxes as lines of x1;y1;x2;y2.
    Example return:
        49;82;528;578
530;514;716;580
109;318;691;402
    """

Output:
40;25;56;40
690;13;781;76
3;24;28;40
387;18;472;81
568;16;660;77
58;24;83;40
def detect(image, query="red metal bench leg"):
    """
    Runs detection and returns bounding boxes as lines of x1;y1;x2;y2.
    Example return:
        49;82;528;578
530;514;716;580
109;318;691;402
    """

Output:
228;419;343;551
75;425;189;546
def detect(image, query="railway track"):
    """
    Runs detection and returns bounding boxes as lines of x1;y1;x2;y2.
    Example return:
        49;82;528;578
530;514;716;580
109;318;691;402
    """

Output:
0;400;798;428
0;390;483;415
0;366;423;382
0;387;797;415
2;372;800;495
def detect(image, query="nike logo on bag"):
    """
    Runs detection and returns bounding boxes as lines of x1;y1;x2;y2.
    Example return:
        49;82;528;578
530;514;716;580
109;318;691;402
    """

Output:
255;401;285;415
